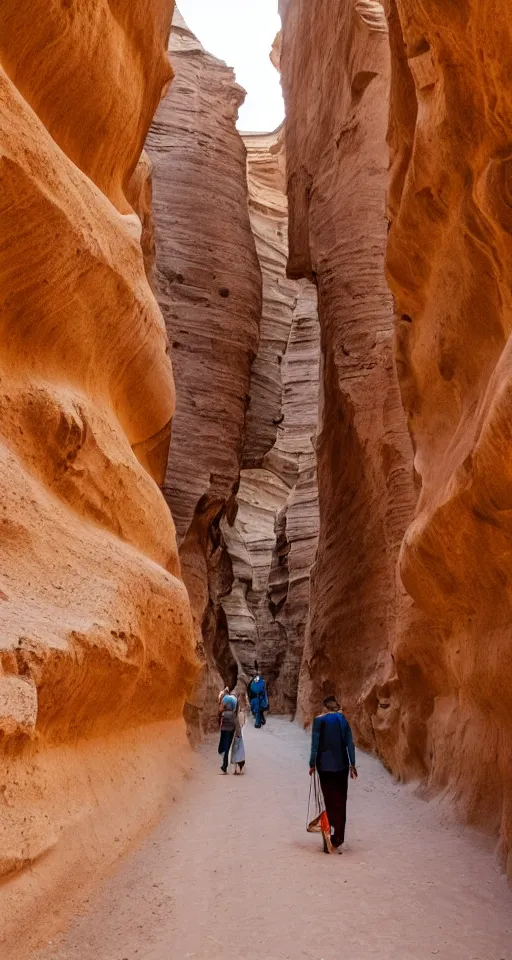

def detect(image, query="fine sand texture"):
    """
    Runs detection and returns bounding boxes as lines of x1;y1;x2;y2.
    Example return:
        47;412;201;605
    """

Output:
36;717;511;960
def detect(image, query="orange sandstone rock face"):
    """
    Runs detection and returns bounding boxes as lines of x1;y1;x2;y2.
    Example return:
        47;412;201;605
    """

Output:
279;0;416;732
222;129;320;712
145;11;261;727
0;0;174;214
0;0;197;950
386;0;512;875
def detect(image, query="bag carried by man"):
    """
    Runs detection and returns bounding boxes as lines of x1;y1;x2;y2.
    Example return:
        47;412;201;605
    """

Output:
307;770;333;853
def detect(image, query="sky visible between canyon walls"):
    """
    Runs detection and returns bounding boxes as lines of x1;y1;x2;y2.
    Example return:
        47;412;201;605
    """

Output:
178;0;285;131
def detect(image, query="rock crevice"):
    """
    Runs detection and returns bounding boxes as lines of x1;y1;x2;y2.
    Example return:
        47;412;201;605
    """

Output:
222;128;320;712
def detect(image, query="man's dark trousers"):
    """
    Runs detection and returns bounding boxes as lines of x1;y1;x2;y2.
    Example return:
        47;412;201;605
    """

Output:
319;768;349;846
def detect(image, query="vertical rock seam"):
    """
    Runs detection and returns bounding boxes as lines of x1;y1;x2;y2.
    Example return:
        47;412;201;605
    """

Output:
146;9;261;731
0;0;197;952
222;128;320;713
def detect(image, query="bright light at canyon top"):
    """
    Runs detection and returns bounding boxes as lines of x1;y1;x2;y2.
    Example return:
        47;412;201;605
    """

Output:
178;0;285;131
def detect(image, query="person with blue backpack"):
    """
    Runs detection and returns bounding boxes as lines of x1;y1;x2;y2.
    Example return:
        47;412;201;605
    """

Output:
218;691;240;774
247;662;268;729
309;695;358;853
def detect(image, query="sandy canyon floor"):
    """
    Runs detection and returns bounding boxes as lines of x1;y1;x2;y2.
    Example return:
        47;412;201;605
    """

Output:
35;718;511;960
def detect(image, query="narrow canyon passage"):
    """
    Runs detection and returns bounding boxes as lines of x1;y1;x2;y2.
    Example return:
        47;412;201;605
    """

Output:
36;719;510;960
4;0;512;952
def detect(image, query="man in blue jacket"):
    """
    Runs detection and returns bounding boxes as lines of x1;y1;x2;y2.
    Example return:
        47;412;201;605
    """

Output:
247;662;268;729
309;695;357;852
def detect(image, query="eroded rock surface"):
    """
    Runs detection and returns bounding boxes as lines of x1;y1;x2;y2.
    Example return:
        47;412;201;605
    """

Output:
222;129;320;712
385;0;512;876
280;0;512;876
146;11;261;727
0;1;197;950
279;0;416;733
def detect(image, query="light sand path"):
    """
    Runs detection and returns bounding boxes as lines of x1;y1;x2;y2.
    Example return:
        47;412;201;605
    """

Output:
36;717;511;960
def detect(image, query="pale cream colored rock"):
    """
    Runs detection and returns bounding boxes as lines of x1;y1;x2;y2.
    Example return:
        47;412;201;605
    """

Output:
0;675;37;739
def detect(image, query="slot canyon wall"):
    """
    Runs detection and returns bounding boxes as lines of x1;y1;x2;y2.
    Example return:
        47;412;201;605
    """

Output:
280;0;512;874
385;0;512;876
0;1;198;952
222;129;320;712
279;0;420;738
147;12;320;717
145;10;261;729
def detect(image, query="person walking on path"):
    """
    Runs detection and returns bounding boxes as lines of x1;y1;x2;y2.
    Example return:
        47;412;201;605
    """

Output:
309;695;357;853
218;693;240;774
231;690;247;774
247;663;268;729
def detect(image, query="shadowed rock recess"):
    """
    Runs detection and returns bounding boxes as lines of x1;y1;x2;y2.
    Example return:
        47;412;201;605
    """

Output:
280;0;512;876
222;129;320;712
0;0;198;952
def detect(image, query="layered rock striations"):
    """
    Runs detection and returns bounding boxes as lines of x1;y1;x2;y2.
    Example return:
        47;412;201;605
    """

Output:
222;129;320;712
280;0;512;875
146;11;261;727
0;1;197;950
279;0;417;734
385;0;512;875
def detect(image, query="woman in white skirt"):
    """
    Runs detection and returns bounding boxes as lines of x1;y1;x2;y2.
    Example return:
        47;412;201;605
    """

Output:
231;689;248;774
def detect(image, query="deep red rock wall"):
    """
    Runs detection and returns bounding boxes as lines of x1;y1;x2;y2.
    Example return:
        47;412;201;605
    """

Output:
146;10;261;727
279;0;416;736
281;0;512;875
